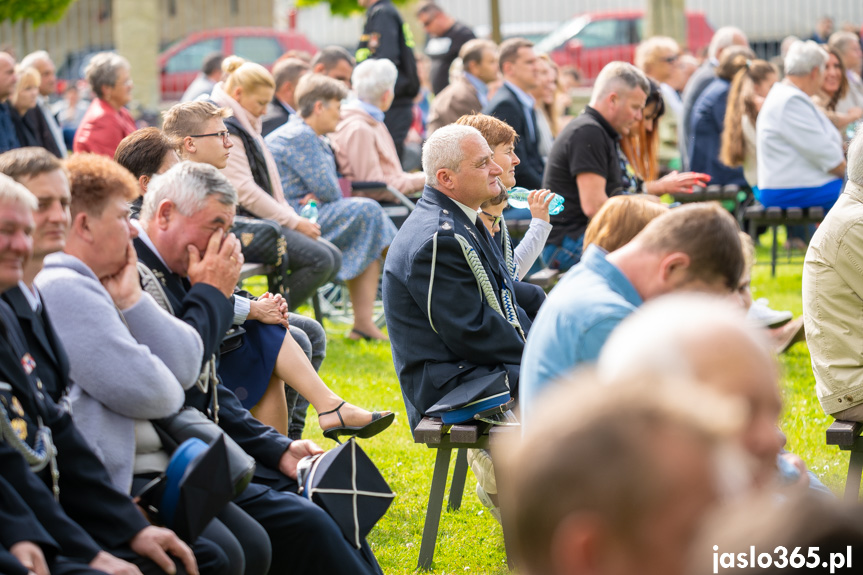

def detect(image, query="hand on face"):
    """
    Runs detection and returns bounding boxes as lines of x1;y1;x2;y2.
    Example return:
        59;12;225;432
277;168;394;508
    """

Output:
100;241;142;310
186;230;243;298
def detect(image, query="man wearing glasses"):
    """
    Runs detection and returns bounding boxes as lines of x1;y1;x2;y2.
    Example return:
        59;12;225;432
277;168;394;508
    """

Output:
416;2;475;95
162;101;233;169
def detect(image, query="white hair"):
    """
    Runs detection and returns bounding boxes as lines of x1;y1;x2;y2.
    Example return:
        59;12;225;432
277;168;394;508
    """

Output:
596;294;769;386
20;50;52;69
784;40;829;77
634;36;679;71
84;52;130;99
590;61;650;106
352;58;398;104
0;173;38;211
708;27;747;60
141;162;237;223
421;124;482;187
849;129;863;187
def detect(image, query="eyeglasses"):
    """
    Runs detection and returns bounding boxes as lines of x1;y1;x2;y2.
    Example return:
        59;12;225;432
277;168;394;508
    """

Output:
480;211;502;229
661;54;680;64
189;131;231;143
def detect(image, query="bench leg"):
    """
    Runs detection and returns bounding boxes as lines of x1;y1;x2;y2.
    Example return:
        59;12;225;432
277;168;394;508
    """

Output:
447;448;469;511
844;449;863;503
771;225;778;277
418;447;453;570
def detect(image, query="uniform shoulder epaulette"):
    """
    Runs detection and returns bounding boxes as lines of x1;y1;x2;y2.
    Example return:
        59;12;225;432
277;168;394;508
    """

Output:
436;208;456;237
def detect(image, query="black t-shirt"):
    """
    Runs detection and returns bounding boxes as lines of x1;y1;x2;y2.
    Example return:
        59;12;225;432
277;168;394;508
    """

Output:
425;22;475;95
543;106;623;245
358;0;420;105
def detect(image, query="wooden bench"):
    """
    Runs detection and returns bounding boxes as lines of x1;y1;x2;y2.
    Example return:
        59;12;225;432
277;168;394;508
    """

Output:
413;416;518;570
238;262;272;284
827;419;863;502
743;205;825;276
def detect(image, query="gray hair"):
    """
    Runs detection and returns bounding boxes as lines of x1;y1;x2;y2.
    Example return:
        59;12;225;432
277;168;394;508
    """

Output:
352;58;398;104
85;52;130;99
849;128;863;187
20;50;52;69
272;57;310;91
784;40;829;77
422;124;482;187
708;27;748;61
310;46;355;71
141;162;237;222
828;31;861;60
0;173;38;211
295;73;349;118
597;294;769;385
590;61;650;105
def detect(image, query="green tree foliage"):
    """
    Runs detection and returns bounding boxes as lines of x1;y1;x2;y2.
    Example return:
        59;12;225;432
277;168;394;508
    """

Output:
0;0;78;25
296;0;412;17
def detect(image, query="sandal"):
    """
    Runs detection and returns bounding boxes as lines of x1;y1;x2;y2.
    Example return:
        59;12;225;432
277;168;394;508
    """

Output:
320;401;395;443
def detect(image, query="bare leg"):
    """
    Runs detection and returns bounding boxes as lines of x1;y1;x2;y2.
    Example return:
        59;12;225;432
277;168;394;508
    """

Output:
251;375;289;435
273;331;389;431
346;259;386;340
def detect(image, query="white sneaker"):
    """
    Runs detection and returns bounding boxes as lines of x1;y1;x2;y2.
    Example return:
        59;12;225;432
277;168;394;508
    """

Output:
476;484;501;523
748;298;793;329
467;448;497;495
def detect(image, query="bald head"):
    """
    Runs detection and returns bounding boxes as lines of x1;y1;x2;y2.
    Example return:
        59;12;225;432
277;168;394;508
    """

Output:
598;294;783;488
0;52;17;101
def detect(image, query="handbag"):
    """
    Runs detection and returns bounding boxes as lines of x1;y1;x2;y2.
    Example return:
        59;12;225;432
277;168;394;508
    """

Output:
231;215;290;302
153;407;256;498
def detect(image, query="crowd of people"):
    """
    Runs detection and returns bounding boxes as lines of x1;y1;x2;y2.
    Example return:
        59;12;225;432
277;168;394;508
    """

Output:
2;1;863;574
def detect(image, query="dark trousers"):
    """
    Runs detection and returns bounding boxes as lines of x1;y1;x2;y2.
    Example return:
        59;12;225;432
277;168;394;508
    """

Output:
234;482;383;575
280;227;341;308
383;103;413;162
284;313;326;439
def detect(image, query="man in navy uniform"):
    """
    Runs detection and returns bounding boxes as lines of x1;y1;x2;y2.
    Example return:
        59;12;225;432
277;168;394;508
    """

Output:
383;124;533;431
0;173;203;575
134;161;385;575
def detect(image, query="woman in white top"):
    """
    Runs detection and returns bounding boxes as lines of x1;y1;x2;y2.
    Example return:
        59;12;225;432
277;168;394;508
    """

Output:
756;40;846;209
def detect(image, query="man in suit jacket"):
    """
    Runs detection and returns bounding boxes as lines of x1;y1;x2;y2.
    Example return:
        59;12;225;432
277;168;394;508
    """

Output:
0;172;202;575
135;161;384;575
20;51;66;158
261;58;310;137
483;38;545;190
427;39;499;135
0;147;72;401
383;124;531;431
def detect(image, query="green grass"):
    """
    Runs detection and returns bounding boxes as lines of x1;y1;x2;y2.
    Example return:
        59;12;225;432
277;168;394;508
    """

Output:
243;234;847;572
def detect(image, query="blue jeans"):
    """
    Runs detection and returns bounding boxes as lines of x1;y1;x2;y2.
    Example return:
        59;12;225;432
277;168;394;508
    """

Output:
285;313;327;440
541;233;585;273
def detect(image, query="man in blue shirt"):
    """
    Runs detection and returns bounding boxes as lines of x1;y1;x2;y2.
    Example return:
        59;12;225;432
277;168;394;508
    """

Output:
520;202;744;425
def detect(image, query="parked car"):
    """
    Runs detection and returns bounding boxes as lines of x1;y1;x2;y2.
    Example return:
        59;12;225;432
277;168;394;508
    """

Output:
159;27;317;100
535;10;714;83
55;27;316;102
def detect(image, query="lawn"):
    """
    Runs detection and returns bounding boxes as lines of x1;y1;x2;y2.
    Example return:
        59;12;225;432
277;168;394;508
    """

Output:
246;236;847;574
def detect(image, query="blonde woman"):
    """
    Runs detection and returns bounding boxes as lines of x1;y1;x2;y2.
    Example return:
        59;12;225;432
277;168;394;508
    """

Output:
9;66;40;147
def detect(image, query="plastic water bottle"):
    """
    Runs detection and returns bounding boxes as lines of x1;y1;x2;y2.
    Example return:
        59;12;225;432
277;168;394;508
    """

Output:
300;200;318;224
507;187;565;215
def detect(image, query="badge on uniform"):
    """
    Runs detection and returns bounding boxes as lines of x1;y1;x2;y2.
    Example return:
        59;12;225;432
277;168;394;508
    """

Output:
21;353;35;375
367;33;380;51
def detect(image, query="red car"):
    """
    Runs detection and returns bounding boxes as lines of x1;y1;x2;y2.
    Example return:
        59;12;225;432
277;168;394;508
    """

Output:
159;27;317;100
536;10;714;83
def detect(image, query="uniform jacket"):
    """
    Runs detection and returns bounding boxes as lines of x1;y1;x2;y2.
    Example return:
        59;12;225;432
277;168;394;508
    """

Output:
382;186;531;431
0;300;147;556
261;97;293;138
483;83;545;190
134;238;293;476
427;76;483;136
357;0;419;106
2;286;70;403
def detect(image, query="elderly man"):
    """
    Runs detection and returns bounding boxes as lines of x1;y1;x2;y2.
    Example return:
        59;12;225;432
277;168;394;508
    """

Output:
520;202;743;425
261;58;310;137
416;1;476;95
330;58;426;195
540;61;650;271
483;38;544;190
680;26;749;169
135;162;385;575
804;132;863;424
73;52;136;157
19;51;66;158
502;375;734;575
0;52;20;154
757;40;845;210
0;171;202;575
310;46;355;88
427;39;499;135
383;123;532;430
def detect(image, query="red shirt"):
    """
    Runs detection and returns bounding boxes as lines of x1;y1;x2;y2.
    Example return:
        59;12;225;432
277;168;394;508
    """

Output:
73;98;136;157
